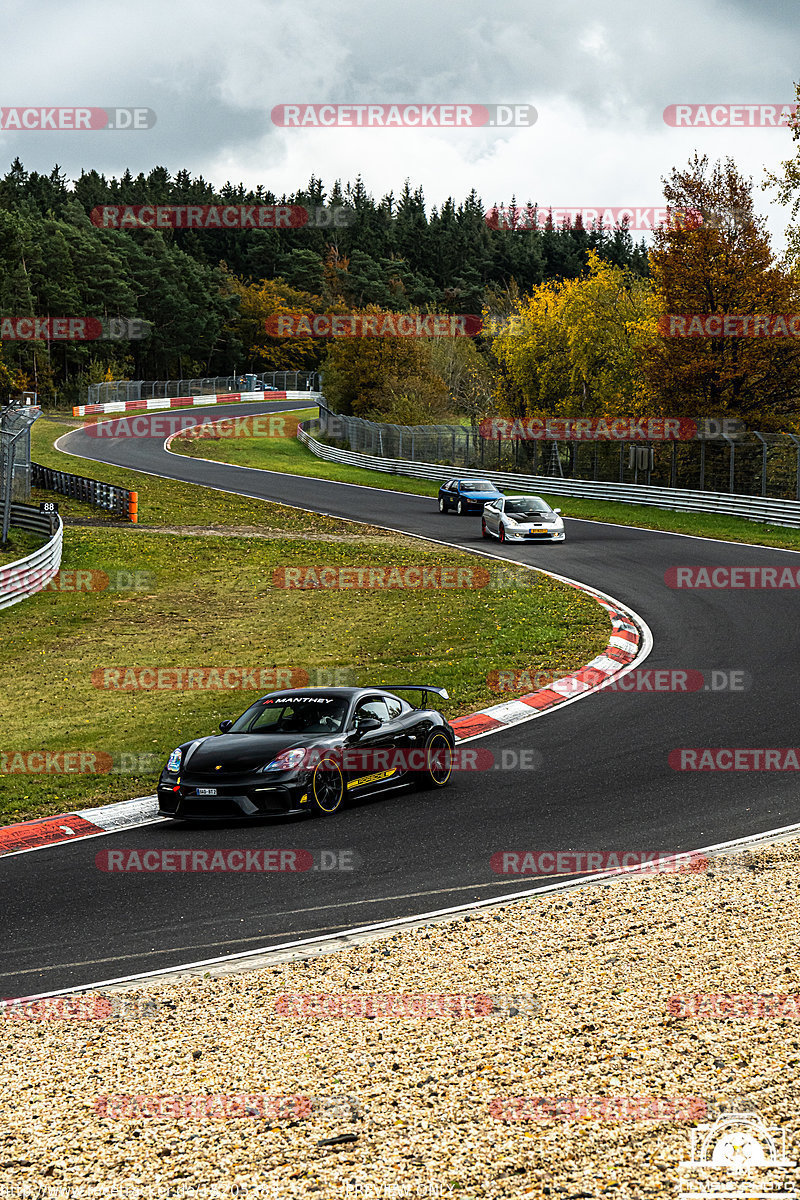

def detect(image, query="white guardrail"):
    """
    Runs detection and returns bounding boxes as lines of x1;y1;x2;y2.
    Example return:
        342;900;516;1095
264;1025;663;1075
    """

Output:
0;506;64;611
297;423;800;529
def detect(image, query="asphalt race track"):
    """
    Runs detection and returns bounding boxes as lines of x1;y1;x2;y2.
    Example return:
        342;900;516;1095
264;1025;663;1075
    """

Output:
3;400;799;997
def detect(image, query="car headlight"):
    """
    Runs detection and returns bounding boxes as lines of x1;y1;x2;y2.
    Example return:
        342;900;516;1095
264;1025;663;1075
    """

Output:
262;747;308;772
166;747;182;773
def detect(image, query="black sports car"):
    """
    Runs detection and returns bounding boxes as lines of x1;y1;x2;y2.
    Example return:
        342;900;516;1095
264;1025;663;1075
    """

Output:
157;685;455;819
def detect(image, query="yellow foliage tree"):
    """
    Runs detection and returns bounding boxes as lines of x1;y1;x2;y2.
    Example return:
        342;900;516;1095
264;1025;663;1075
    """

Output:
223;271;323;373
488;252;658;421
0;346;27;396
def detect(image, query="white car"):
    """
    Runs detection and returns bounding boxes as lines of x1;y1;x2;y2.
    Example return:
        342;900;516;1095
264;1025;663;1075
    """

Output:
481;495;565;543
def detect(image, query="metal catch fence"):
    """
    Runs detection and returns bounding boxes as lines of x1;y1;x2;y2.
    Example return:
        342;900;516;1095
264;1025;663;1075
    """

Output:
298;422;800;529
1;400;40;543
87;371;322;406
315;402;800;502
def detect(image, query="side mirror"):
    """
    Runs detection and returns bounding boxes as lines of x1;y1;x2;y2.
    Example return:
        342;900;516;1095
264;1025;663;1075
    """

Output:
352;717;382;737
219;720;233;733
554;508;562;514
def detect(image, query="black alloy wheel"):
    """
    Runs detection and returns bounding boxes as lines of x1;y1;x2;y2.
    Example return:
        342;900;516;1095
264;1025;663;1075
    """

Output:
414;730;454;789
310;755;345;815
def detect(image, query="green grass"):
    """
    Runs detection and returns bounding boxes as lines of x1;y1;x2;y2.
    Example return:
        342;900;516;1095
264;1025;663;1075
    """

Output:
170;412;800;552
0;530;46;560
172;408;440;498
30;417;352;533
0;421;611;826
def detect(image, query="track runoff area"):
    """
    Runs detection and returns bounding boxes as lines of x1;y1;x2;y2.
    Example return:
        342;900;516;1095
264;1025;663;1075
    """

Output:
3;398;799;997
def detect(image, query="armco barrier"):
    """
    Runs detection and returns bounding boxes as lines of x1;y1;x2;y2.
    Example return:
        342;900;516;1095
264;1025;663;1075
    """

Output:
32;464;138;522
297;423;800;529
0;504;63;610
73;390;321;417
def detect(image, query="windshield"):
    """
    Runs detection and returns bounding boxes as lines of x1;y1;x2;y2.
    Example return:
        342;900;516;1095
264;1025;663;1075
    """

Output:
229;695;349;734
505;497;551;515
461;479;495;492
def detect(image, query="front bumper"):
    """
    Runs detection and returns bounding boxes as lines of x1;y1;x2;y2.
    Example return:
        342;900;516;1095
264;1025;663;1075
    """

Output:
157;775;310;819
503;526;565;541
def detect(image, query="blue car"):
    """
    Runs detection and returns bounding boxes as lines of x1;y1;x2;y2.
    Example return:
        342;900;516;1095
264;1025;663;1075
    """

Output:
438;478;503;515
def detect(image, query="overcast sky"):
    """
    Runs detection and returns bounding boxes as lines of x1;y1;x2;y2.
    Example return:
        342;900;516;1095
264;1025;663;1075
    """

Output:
3;0;800;251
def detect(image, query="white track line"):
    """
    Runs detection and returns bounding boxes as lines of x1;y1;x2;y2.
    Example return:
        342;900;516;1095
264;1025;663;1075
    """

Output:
9;819;800;1003
55;408;800;550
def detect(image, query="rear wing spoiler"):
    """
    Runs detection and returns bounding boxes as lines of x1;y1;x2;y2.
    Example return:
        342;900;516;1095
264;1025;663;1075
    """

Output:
380;684;450;708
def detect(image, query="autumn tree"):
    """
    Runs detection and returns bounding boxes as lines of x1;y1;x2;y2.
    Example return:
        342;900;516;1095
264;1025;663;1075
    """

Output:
488;252;657;420
0;346;23;395
765;81;800;263
321;307;449;419
644;155;800;428
427;334;495;427
223;270;323;373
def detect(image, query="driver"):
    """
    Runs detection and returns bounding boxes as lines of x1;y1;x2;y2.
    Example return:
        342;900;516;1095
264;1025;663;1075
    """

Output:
280;701;346;734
